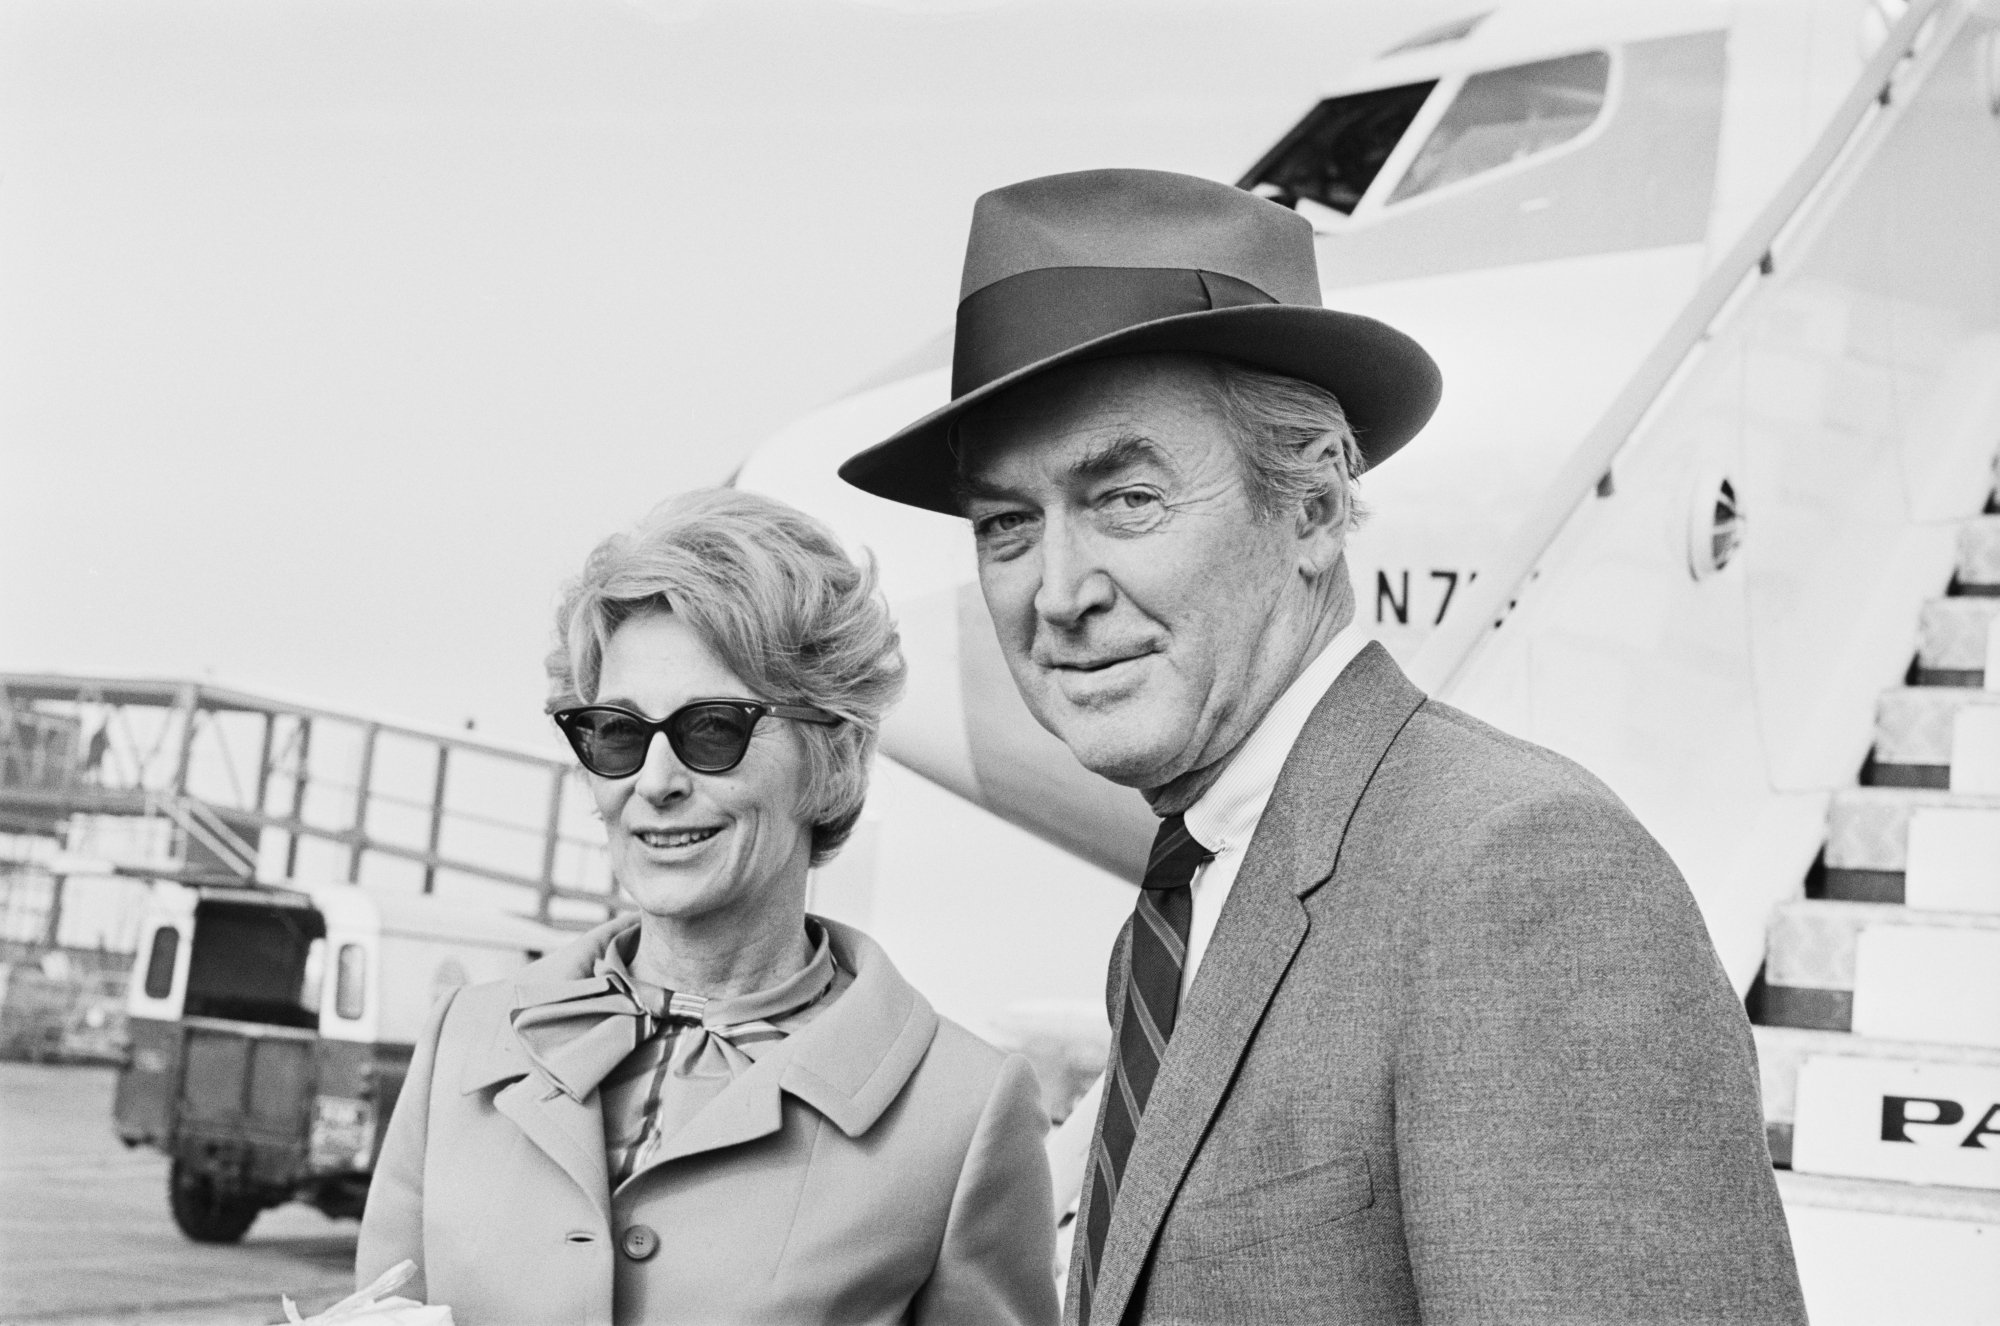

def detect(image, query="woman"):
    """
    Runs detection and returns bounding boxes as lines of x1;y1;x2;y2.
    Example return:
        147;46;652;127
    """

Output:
357;489;1058;1325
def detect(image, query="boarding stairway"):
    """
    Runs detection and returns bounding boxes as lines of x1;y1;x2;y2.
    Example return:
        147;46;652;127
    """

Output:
1405;2;2000;1317
1752;496;2000;1245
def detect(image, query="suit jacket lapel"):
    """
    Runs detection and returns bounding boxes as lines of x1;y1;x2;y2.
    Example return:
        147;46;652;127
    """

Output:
1083;643;1426;1324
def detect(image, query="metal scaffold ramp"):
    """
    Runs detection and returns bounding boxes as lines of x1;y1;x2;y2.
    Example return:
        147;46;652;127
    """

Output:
0;673;615;941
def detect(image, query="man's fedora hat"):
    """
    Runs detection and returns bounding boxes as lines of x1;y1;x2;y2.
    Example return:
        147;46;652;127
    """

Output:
838;168;1441;514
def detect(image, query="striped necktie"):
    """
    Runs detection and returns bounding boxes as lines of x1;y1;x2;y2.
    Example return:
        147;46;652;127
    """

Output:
1078;813;1214;1323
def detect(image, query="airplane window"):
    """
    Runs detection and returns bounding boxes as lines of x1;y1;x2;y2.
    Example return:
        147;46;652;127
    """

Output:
1390;51;1610;203
1239;81;1437;216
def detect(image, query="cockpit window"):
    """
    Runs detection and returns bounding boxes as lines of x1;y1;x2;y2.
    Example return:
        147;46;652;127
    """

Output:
1239;81;1437;216
1390;51;1610;203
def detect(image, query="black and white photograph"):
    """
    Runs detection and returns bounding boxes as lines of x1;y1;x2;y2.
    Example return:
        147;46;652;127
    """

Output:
2;0;1998;1322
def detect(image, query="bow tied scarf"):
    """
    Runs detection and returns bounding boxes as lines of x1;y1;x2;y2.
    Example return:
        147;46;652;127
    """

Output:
510;923;842;1186
1077;813;1216;1324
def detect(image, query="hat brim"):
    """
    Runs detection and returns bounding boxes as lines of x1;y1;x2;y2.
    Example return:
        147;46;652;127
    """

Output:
836;303;1442;514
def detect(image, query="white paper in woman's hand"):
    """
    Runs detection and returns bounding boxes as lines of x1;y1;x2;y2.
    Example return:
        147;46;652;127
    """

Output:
275;1259;454;1326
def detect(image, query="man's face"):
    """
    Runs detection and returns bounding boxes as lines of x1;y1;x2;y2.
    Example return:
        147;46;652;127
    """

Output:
958;354;1325;794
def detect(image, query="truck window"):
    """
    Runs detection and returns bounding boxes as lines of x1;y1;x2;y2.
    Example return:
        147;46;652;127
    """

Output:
143;926;179;999
183;901;326;1030
1239;81;1438;215
1390;51;1610;202
335;944;366;1020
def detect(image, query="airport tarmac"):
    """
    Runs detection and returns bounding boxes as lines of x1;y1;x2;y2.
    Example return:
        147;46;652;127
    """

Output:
0;1063;356;1325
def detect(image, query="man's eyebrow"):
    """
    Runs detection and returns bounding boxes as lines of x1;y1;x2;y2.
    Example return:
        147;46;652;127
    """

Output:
950;470;1013;509
1071;433;1173;483
950;430;1172;513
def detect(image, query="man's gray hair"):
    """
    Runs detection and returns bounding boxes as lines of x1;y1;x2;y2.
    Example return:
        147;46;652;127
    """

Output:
546;488;906;865
1201;358;1369;530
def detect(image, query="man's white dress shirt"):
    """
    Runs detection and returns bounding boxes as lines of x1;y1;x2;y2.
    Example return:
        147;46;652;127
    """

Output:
1177;621;1371;1001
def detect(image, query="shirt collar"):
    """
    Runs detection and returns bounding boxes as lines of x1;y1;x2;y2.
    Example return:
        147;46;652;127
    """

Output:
1183;619;1371;854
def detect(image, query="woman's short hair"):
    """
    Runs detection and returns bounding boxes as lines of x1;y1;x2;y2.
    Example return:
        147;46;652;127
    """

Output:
547;488;906;865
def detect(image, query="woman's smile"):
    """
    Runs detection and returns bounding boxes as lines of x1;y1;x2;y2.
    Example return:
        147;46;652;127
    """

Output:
588;610;814;934
629;824;726;852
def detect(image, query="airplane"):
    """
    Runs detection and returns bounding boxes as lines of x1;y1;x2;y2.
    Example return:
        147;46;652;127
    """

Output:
742;0;1902;891
736;0;2000;1319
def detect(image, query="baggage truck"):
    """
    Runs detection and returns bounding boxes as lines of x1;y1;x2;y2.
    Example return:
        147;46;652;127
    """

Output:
113;878;562;1242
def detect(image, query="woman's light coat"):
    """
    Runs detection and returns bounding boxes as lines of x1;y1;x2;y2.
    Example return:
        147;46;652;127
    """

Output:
357;915;1059;1326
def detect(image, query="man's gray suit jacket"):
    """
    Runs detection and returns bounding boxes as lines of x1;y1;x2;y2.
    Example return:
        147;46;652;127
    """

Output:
1070;642;1806;1325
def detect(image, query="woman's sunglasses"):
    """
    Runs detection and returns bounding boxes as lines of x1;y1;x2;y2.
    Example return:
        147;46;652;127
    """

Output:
551;699;839;777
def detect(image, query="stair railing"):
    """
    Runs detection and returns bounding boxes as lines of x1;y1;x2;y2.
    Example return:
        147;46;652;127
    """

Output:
1411;0;1957;697
143;790;259;880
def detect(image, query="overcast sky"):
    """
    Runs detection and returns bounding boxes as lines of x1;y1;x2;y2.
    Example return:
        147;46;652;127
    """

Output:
1;0;1463;752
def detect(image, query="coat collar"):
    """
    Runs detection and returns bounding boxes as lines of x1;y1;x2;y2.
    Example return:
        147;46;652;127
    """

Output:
777;919;939;1137
459;913;938;1155
1078;641;1426;1323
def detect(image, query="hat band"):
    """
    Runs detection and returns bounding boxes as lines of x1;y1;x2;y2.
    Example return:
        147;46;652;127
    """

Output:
951;266;1276;398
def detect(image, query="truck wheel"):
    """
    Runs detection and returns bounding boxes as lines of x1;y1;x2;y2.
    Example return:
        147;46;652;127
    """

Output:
168;1160;262;1243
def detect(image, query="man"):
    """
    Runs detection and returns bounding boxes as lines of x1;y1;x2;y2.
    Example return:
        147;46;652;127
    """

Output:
840;170;1804;1325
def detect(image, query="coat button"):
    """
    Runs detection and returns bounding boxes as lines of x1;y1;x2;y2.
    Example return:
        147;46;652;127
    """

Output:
620;1224;660;1262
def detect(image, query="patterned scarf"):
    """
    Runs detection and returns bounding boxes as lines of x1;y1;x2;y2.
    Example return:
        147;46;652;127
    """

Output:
509;922;841;1185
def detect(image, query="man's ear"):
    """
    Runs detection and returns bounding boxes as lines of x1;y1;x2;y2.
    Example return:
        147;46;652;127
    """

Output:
1294;434;1349;579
